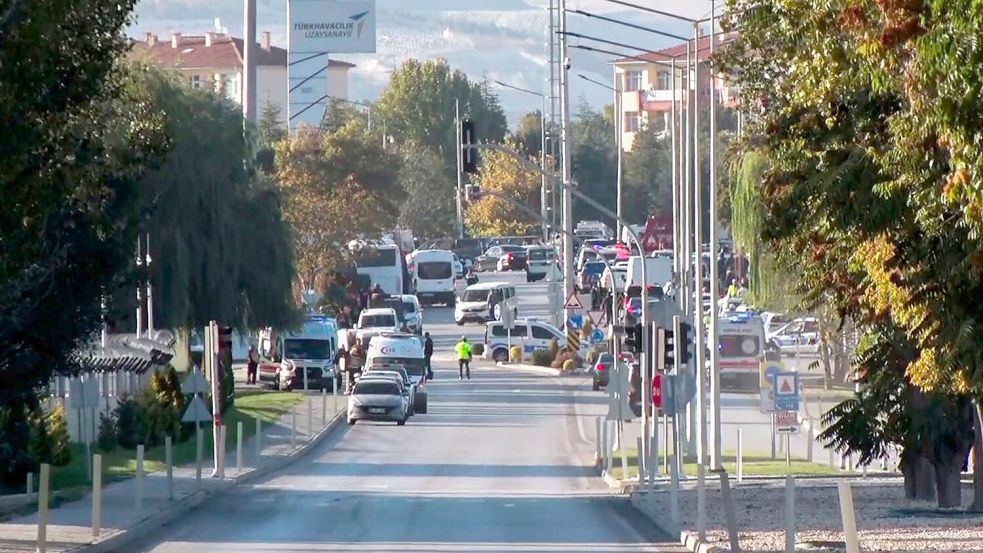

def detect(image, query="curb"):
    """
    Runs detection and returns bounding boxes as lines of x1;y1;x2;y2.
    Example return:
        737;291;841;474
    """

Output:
77;408;347;553
494;361;562;377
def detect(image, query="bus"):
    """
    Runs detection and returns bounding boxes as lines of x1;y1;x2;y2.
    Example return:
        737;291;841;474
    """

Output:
352;241;404;295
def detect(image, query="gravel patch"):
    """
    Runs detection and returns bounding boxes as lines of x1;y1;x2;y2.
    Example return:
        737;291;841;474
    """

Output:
643;478;983;552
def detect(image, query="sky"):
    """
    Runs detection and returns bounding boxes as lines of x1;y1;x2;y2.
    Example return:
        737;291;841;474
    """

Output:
129;0;715;126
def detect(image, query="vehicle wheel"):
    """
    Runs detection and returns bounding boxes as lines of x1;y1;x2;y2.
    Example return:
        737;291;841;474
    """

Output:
492;348;508;363
397;418;407;426
592;380;600;391
347;419;356;425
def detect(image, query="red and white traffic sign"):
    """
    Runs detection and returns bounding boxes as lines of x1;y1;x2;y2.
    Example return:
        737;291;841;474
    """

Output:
563;291;585;310
775;410;799;434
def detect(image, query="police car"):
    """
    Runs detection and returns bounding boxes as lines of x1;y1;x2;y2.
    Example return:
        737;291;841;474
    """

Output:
483;318;566;363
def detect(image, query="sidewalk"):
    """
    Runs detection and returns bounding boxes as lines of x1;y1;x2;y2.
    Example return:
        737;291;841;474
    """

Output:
0;391;347;553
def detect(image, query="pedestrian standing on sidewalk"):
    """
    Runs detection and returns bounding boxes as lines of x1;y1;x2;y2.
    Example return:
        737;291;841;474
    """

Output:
246;346;259;385
455;336;472;380
423;332;434;380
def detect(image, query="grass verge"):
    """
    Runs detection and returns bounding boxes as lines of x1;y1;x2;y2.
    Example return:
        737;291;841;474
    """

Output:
48;391;305;494
606;448;850;481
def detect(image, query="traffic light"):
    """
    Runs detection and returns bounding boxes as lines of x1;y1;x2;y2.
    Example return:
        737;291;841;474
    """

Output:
676;319;693;364
461;119;478;173
625;322;643;355
658;326;674;373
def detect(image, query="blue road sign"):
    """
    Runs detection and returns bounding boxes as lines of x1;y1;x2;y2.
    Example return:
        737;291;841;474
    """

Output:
590;328;605;344
774;371;800;411
567;314;584;330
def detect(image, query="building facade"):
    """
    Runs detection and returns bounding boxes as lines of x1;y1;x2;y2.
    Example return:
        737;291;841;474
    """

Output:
132;31;355;122
612;34;738;151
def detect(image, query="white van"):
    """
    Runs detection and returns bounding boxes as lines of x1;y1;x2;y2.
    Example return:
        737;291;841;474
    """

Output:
525;245;555;282
483;318;566;362
408;249;456;306
717;312;767;390
258;315;339;391
352;241;404;295
454;281;518;325
366;332;428;413
626;255;673;289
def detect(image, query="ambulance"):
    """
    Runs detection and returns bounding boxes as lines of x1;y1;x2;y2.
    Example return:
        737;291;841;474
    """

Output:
717;312;767;391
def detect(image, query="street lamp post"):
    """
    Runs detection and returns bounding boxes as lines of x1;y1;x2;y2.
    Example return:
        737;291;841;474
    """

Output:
492;80;551;243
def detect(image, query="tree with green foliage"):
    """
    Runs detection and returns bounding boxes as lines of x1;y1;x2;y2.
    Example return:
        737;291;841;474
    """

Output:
397;143;458;239
374;59;508;180
0;0;166;486
464;140;542;237
720;0;983;509
570;101;617;223
513;110;543;157
622;124;672;224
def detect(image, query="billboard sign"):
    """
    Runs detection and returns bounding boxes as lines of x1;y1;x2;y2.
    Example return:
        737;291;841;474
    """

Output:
288;0;377;54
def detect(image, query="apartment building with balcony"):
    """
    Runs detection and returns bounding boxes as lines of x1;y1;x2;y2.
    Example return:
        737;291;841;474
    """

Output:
131;27;355;122
612;33;738;151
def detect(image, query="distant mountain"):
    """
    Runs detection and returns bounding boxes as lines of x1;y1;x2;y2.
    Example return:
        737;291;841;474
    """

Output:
129;0;692;126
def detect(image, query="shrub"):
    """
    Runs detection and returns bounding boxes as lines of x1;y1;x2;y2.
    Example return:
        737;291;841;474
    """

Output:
115;394;141;449
97;411;117;452
531;349;553;367
28;406;52;468
47;405;71;466
509;346;522;362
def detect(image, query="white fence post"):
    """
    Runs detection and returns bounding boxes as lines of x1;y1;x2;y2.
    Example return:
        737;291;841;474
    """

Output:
719;472;741;552
218;425;227;478
26;472;33;496
37;463;50;553
92;454;102;538
696;463;707;541
737;428;744;483
255;417;262;461
669;454;680;525
135;445;145;515
322;387;328;426
291;410;297;449
236;421;244;474
837;481;861;553
195;425;203;490
307;398;313;438
785;474;796;553
165;435;174;500
807;418;814;462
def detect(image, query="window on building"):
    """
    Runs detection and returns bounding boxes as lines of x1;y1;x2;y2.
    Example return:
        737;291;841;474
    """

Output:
656;70;671;90
624;70;642;92
190;74;201;89
624;111;641;132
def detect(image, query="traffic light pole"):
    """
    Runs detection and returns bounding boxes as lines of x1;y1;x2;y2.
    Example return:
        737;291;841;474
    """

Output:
463;141;652;469
455;99;465;240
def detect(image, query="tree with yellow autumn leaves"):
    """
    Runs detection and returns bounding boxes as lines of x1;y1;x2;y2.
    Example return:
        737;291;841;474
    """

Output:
464;141;543;237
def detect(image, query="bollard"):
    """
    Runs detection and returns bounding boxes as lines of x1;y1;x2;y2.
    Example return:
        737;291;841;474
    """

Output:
135;445;145;515
218;425;227;478
322;387;328;426
636;436;644;485
669;455;680;525
307;398;313;438
719;472;741;552
837;481;861;553
165;435;174;501
662;416;670;475
648;434;658;491
771;416;777;459
92;454;102;538
785;474;796;553
303;365;308;391
333;381;340;415
618;424;628;482
785;435;792;468
829;447;836;468
807;418;814;462
195;425;203;490
26;472;33;496
594;417;602;463
696;462;707;541
37;463;49;553
737;428;744;483
881;454;888;472
291;410;297;449
604;421;613;474
255;417;262;462
862;462;868;478
236;421;244;474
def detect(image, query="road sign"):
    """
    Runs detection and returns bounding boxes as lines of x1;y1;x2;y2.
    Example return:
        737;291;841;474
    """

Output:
774;371;800;411
760;359;784;389
564;291;585;310
566;331;581;352
181;395;213;423
759;387;777;413
775;410;799;434
652;374;663;410
590;328;605;344
567;313;584;330
501;304;515;331
183;370;210;395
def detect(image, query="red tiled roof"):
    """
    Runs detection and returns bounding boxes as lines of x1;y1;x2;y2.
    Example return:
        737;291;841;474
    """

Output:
131;34;356;70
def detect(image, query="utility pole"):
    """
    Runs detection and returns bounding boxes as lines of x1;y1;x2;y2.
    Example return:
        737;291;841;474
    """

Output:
455;99;465;240
613;65;623;241
540;97;549;242
135;237;143;337
708;0;722;471
242;0;257;124
670;58;679;307
693;21;707;470
559;0;575;310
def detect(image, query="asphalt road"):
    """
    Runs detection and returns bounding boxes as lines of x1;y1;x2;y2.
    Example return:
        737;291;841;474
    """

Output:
128;271;682;553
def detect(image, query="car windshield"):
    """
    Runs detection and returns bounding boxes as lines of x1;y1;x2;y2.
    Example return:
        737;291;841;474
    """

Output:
462;289;490;302
283;339;331;359
355;248;397;268
719;335;761;357
371;357;425;376
417;261;452;279
582;262;606;274
353;381;399;395
528;249;548;260
361;314;396;327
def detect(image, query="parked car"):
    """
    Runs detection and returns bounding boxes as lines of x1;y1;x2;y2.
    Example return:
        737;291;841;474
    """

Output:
399;295;424;334
768;317;820;356
346;378;409;426
592;352;613;391
524;245;555;282
496;245;528;271
455;281;518;325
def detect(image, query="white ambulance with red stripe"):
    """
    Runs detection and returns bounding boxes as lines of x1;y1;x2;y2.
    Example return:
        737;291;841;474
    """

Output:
717;312;767;391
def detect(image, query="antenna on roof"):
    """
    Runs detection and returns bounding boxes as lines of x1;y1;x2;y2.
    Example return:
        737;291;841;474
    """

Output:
214;17;222;32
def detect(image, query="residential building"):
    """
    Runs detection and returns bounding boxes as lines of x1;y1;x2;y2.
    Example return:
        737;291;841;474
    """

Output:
132;29;355;121
612;33;739;151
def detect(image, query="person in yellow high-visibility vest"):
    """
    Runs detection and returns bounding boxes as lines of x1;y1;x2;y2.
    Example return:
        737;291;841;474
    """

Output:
455;336;472;380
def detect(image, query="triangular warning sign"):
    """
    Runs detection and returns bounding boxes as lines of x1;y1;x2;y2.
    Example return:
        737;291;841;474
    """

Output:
779;378;793;393
564;291;585;310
